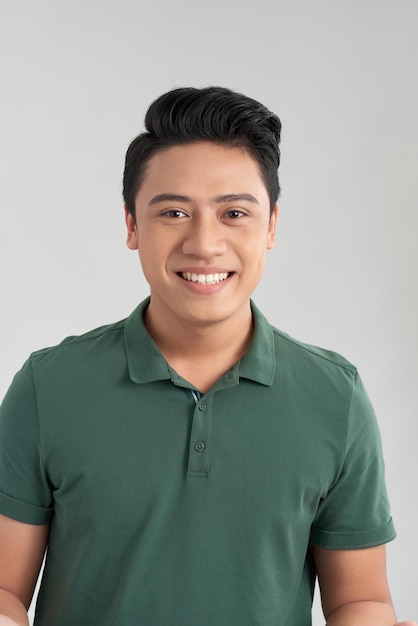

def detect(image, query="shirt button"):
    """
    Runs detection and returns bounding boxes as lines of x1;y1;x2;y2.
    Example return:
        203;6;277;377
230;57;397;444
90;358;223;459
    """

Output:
194;440;206;453
199;401;207;411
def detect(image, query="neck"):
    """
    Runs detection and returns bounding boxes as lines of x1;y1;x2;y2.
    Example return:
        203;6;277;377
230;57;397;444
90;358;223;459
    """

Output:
143;299;254;391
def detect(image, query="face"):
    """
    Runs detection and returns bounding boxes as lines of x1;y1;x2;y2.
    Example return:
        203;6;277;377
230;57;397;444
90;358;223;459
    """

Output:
125;141;278;330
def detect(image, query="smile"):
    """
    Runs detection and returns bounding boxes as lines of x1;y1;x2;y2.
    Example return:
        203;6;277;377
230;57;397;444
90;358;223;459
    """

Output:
179;272;230;285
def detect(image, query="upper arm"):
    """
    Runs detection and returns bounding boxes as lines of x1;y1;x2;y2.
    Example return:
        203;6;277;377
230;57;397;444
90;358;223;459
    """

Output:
0;514;49;610
313;544;394;620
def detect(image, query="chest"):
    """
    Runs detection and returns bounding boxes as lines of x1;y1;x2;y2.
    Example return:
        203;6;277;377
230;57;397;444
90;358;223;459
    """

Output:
40;378;346;534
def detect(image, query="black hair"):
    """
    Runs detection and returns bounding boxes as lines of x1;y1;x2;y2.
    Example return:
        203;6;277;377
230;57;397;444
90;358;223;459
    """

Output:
123;86;282;216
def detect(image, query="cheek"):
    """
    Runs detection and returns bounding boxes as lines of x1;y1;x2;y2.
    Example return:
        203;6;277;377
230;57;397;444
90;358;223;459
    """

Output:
242;236;269;264
250;247;269;280
137;239;171;282
137;242;154;273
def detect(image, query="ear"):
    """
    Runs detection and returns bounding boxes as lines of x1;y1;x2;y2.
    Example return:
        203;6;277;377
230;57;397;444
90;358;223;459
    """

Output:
267;204;279;250
125;205;139;250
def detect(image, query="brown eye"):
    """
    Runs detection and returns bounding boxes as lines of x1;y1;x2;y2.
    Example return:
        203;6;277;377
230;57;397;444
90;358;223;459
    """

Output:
225;210;244;219
162;209;187;218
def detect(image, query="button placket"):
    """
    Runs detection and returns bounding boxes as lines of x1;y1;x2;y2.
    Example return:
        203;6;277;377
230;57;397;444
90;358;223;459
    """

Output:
187;395;211;478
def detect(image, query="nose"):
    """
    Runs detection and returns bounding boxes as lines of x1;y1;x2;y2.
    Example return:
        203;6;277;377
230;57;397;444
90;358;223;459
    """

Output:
181;213;227;259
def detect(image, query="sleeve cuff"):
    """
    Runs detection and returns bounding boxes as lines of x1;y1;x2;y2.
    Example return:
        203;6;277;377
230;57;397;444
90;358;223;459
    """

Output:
310;518;396;550
0;491;52;525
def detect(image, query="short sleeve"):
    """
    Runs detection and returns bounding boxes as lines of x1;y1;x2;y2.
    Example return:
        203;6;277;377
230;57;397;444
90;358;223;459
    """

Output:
0;358;53;524
310;371;396;549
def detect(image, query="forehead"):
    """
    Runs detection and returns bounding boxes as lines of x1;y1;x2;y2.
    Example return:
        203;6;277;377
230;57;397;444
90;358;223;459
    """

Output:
137;141;269;202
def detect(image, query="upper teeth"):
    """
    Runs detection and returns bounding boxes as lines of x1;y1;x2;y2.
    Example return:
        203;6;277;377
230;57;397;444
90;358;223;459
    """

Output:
181;272;229;284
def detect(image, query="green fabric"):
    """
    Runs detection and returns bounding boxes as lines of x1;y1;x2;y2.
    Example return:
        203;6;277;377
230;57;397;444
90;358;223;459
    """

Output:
0;298;396;625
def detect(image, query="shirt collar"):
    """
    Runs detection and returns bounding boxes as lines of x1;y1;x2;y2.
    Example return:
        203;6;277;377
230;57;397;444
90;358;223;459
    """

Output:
124;298;276;387
239;300;276;386
124;298;172;384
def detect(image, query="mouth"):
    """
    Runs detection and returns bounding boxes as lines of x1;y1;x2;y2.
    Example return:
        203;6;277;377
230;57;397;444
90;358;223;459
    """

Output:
178;272;232;285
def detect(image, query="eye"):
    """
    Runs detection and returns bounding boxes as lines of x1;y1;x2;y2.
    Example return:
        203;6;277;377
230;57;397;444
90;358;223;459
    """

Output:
161;209;188;218
224;209;245;219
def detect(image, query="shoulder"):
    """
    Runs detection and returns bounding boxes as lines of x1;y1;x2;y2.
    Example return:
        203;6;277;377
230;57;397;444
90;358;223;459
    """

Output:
251;300;357;378
1;315;134;410
28;299;150;371
24;309;144;396
271;325;357;375
268;327;361;423
249;301;358;396
30;317;127;365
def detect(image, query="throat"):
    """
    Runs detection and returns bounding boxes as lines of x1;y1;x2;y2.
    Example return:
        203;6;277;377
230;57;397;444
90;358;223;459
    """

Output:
143;297;254;386
159;323;254;393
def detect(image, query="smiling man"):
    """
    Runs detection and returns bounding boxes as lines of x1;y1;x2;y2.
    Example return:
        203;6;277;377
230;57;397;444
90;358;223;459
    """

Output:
0;87;415;626
125;140;277;393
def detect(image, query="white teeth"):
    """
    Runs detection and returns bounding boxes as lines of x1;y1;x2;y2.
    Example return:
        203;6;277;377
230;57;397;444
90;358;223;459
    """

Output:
181;272;229;284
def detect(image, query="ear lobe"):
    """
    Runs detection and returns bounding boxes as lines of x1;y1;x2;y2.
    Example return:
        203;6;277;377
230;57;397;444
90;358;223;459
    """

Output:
125;206;139;250
267;204;279;250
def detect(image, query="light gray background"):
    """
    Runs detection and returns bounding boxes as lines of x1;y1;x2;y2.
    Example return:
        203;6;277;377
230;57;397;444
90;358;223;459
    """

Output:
1;1;417;623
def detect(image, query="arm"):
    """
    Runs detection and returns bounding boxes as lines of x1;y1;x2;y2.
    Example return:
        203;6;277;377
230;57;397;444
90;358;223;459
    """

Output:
313;544;416;626
0;514;49;626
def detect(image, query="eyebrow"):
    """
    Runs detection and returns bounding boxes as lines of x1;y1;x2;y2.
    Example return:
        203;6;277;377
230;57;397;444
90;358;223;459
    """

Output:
148;193;259;206
214;193;259;205
149;193;190;205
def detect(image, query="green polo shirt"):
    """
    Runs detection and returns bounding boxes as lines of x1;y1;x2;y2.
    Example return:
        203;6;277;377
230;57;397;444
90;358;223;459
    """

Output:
0;299;395;625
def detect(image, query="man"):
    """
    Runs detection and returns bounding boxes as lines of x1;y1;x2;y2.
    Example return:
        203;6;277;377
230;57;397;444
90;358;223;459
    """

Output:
0;87;415;625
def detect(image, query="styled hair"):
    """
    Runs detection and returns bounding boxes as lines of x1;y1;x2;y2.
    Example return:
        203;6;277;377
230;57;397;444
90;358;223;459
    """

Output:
123;86;282;217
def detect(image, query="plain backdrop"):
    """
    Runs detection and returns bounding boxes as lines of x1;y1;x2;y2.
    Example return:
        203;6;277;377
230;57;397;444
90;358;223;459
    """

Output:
0;1;417;623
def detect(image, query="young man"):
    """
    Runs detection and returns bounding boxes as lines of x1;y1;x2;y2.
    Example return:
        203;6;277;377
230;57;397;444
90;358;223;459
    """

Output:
0;87;415;625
